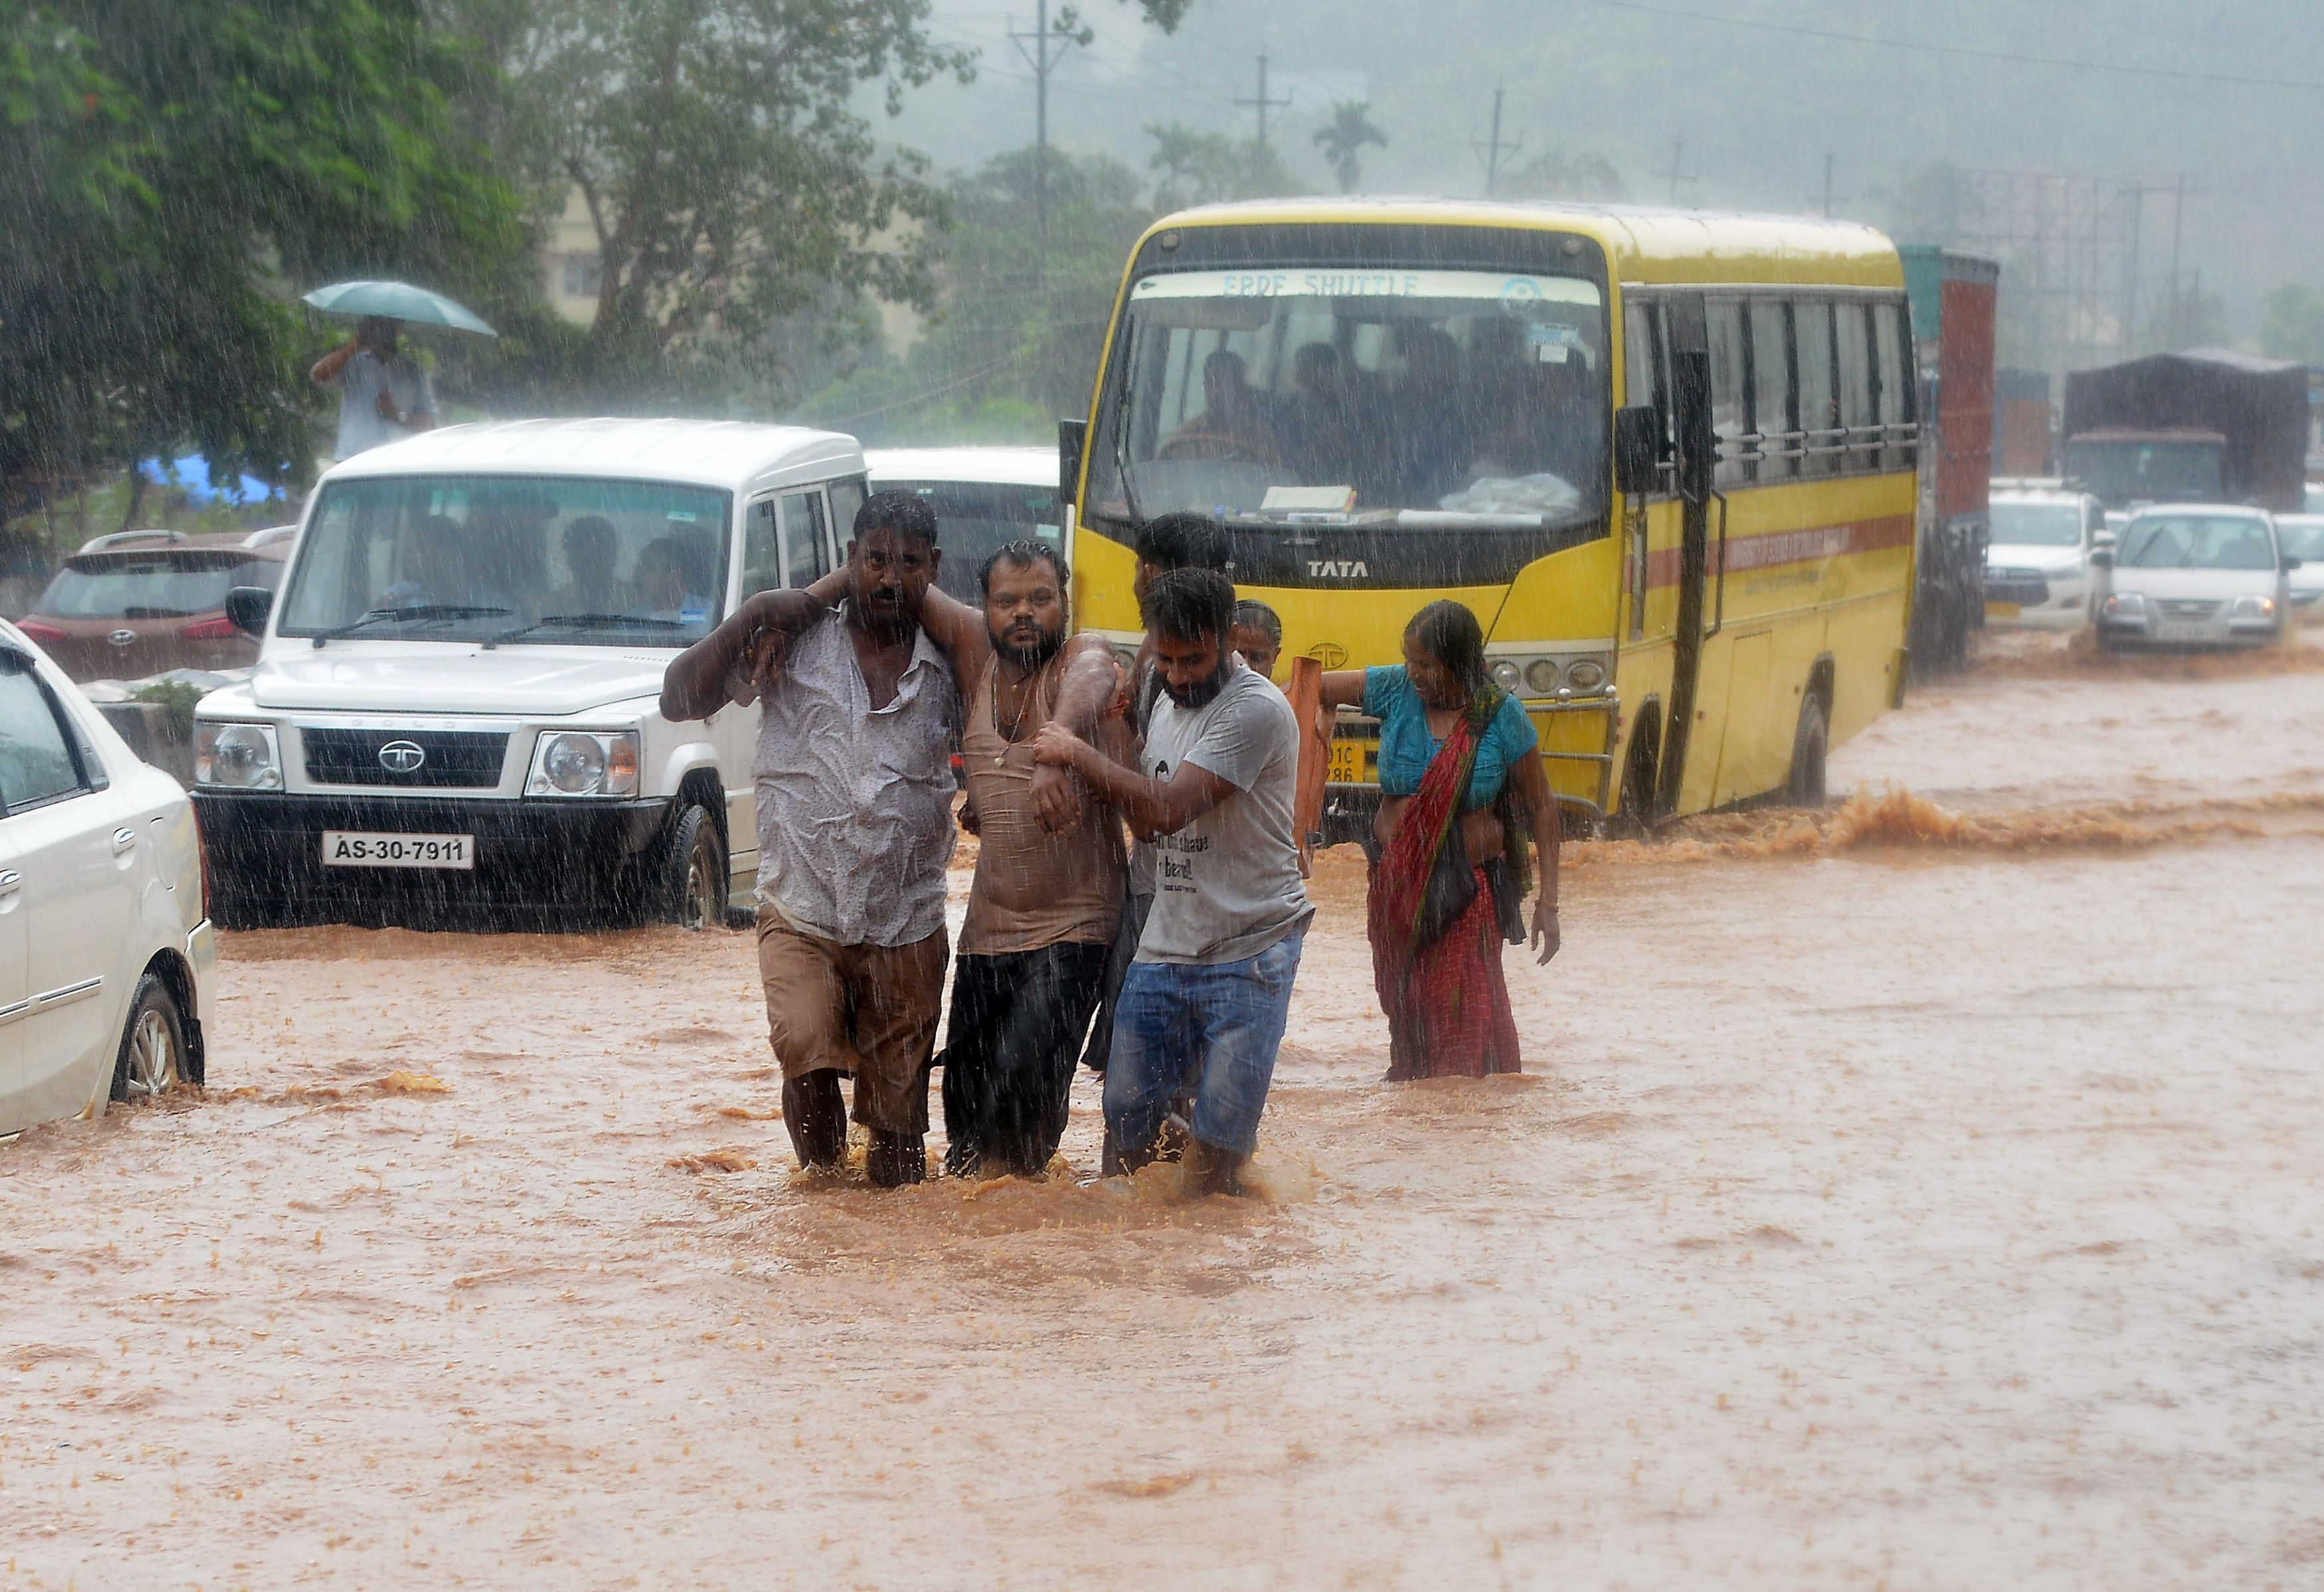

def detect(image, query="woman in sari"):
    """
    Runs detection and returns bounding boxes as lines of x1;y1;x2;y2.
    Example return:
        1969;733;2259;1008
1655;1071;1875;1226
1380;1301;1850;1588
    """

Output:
1320;600;1562;1079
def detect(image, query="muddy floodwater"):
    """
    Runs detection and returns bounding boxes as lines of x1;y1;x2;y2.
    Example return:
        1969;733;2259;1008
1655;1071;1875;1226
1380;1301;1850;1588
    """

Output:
7;632;2324;1588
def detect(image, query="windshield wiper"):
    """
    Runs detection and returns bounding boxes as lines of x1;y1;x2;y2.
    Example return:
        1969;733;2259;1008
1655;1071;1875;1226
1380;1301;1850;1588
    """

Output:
482;612;687;649
309;604;511;648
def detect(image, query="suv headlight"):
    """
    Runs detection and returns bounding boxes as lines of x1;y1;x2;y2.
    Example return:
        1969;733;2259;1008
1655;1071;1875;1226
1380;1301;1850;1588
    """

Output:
2231;594;2277;620
526;730;641;797
193;722;282;790
2102;592;2147;618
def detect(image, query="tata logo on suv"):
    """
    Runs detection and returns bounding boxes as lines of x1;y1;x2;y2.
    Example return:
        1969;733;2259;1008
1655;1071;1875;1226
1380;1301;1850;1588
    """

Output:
377;739;427;774
1307;559;1369;579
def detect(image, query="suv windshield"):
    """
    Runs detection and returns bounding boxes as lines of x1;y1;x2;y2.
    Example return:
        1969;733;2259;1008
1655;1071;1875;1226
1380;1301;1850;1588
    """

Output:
38;553;280;620
883;480;1062;602
278;476;732;644
1086;268;1606;530
2119;514;2277;571
1987;501;2084;548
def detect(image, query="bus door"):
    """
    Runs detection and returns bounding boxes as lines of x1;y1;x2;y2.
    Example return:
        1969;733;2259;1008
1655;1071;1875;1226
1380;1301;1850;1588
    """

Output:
1655;294;1718;817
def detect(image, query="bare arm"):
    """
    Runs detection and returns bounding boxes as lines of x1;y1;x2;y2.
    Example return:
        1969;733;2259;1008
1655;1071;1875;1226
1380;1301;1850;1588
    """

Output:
1032;721;1237;839
1511;747;1562;964
910;584;992;687
1027;635;1122;832
660;587;827;721
1318;668;1369;710
310;340;360;385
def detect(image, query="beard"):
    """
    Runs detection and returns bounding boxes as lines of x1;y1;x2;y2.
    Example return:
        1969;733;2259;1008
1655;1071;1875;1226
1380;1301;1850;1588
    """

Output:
1161;667;1227;711
994;619;1064;671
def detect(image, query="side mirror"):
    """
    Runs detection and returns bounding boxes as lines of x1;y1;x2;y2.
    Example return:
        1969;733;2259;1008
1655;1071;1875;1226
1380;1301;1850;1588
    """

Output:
2088;549;2115;571
1613;404;1661;497
1057;418;1087;509
2090;527;2116;550
224;584;274;638
2283;555;2304;573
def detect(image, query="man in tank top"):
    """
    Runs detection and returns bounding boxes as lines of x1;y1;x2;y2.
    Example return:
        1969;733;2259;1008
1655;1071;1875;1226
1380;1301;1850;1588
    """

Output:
938;541;1125;1178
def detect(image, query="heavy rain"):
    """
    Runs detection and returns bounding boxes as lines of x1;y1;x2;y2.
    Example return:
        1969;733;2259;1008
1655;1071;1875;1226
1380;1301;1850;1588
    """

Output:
5;1;2324;1587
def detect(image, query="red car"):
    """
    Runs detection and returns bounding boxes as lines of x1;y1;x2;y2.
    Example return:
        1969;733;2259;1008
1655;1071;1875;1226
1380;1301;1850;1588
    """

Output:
17;527;293;681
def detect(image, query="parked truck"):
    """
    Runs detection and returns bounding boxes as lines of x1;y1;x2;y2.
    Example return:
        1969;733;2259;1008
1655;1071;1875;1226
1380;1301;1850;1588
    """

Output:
2060;348;2310;514
1900;246;1999;675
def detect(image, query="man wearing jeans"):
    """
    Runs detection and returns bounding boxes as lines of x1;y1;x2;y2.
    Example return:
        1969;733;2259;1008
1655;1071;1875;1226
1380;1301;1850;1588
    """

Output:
1033;569;1311;1195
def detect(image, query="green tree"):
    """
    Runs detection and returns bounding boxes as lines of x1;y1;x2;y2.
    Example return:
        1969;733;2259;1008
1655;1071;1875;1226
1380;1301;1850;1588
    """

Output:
1146;124;1305;212
2258;285;2324;364
497;0;974;385
1311;102;1387;195
0;1;522;525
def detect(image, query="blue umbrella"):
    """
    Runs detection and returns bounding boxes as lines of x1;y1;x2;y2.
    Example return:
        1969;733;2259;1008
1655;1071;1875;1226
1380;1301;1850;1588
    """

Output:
301;280;498;337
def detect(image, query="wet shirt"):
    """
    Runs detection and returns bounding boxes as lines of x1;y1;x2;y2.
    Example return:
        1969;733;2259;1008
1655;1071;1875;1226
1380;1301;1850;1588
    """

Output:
753;606;955;948
329;350;436;460
1135;663;1313;966
958;654;1124;956
1365;666;1538;809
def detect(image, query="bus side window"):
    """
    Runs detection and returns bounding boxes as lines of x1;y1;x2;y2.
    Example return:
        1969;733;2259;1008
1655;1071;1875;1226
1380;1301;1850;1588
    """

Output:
1837;302;1877;476
1795;298;1839;478
1706;298;1751;489
1878;301;1916;474
1750;298;1796;482
1623;298;1673;491
741;497;781;596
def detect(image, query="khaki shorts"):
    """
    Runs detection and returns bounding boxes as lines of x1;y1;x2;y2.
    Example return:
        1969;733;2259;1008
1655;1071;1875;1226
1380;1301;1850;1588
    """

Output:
756;909;948;1135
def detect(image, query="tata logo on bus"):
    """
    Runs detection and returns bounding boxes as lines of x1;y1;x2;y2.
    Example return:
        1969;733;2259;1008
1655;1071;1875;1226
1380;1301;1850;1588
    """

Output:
1308;559;1369;579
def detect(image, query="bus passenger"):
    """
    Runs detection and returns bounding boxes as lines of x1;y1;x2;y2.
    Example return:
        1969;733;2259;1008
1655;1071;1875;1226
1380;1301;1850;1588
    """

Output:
1317;600;1561;1079
1163;349;1278;464
1277;343;1360;485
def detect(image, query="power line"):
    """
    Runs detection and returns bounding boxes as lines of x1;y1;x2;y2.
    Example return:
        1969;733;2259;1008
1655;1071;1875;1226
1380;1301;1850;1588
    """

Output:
1582;0;2324;92
1007;0;1086;297
1234;52;1292;145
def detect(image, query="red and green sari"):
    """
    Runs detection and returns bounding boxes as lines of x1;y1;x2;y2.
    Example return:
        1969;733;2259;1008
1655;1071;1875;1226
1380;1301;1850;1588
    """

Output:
1367;694;1523;1081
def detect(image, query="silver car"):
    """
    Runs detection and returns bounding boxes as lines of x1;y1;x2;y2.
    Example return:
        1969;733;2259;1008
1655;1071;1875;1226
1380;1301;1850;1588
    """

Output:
2271;513;2324;618
2094;505;2296;650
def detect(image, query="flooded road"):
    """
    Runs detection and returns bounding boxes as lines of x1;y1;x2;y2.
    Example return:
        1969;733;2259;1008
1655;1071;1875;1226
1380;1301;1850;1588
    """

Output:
7;637;2324;1589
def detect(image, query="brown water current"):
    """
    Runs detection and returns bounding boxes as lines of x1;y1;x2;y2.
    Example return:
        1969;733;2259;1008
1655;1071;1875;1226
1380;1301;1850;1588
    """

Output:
5;640;2324;1587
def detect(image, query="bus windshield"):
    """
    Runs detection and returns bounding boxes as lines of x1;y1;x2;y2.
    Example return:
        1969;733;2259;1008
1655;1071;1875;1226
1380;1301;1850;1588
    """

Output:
278;475;732;645
1086;268;1607;531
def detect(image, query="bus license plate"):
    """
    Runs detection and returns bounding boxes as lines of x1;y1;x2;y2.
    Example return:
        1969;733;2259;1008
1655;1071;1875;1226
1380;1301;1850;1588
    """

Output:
322;831;475;870
1984;600;2020;618
1328;740;1367;784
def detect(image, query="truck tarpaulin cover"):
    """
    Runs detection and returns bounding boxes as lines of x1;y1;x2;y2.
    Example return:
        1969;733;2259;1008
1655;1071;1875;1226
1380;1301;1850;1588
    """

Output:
2061;349;2311;512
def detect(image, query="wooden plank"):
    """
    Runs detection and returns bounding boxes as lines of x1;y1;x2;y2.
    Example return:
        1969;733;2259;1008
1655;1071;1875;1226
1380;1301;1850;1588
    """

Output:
1286;654;1329;877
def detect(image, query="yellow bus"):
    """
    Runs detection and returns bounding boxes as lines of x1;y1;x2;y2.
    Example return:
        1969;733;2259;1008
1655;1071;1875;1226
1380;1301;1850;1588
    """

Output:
1058;199;1920;837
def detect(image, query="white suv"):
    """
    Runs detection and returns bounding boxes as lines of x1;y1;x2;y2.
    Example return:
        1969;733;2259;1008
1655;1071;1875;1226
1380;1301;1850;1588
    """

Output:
0;620;214;1137
191;418;869;930
1984;487;2106;629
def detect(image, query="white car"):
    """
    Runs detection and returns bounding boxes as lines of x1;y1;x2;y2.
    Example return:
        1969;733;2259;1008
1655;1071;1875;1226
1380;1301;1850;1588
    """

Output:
1983;487;2106;630
2270;513;2324;617
865;446;1066;603
191;418;869;930
0;620;214;1137
2094;505;2294;651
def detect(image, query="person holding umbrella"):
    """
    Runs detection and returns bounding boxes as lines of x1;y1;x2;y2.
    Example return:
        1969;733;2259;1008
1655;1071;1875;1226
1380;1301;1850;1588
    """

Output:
311;315;437;460
302;281;498;461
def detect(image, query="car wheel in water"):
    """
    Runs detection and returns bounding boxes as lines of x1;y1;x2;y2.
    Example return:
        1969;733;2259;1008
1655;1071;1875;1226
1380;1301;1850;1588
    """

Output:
111;972;187;1103
1785;693;1829;809
663;802;727;931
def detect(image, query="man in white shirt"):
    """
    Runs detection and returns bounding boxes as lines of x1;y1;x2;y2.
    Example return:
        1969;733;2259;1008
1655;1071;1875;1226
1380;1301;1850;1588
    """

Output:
310;316;437;460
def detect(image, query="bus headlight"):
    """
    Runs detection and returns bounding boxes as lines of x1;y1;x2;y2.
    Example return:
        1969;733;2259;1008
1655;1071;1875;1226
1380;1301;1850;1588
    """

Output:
1490;660;1523;692
193;722;282;790
1525;659;1560;694
527;730;641;797
1564;658;1608;692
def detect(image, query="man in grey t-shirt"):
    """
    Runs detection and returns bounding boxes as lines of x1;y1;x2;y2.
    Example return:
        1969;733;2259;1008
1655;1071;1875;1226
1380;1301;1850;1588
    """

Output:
1035;568;1311;1195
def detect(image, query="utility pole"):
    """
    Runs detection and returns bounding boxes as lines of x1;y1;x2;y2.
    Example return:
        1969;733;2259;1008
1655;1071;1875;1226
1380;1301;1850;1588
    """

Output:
1009;0;1083;296
2121;185;2145;359
1236;52;1291;145
1661;136;1692;206
1820;153;1836;219
1472;85;1522;197
2165;171;2187;349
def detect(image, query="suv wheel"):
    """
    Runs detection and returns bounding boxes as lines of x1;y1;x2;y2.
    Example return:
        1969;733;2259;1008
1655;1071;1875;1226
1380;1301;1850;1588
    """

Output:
111;972;188;1103
662;802;727;930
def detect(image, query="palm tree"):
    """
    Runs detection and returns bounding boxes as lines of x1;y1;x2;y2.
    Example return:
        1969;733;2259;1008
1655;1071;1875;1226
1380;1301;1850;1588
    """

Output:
1312;102;1387;195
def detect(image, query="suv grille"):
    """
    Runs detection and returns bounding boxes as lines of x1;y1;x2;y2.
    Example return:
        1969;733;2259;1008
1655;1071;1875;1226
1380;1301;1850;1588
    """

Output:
1985;573;2051;605
302;728;509;788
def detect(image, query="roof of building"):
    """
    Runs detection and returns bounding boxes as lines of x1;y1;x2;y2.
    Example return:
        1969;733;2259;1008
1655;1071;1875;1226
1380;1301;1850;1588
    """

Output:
323;418;863;492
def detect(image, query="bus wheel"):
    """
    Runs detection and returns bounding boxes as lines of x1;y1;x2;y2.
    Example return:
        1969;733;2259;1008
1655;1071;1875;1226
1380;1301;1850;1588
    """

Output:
1785;694;1829;808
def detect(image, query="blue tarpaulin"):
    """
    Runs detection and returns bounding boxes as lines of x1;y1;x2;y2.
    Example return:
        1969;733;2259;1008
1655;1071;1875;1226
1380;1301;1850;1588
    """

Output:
138;454;286;506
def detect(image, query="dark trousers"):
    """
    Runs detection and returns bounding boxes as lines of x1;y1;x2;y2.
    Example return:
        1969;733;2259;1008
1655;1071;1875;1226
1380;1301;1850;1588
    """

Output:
940;941;1111;1177
1077;887;1153;1075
